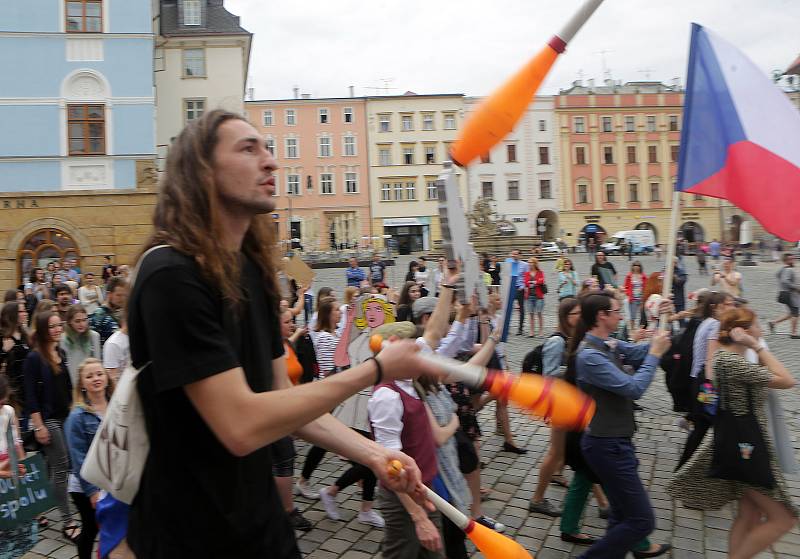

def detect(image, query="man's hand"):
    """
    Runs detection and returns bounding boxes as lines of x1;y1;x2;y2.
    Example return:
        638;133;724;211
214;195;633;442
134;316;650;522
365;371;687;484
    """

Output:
445;260;462;286
656;298;675;317
376;339;442;381
369;449;429;508
414;515;442;552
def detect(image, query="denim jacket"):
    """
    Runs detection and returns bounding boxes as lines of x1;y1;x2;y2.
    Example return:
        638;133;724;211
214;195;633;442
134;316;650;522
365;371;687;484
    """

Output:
65;406;102;496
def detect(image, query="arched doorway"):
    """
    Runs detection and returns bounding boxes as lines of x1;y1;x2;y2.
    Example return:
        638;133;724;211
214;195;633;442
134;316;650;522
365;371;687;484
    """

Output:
729;215;743;243
536;210;559;241
634;222;658;243
580;223;607;247
18;229;80;284
680;221;705;244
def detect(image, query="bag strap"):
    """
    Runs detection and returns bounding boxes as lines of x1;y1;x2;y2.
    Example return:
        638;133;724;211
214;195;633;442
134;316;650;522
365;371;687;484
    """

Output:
129;244;171;290
582;338;625;372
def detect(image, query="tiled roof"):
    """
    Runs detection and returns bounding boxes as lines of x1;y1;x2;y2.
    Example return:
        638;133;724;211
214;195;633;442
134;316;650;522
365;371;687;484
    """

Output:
160;0;250;37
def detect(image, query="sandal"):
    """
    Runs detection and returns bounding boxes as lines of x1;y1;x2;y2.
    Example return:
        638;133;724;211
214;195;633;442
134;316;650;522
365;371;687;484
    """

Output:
37;516;49;528
62;523;81;544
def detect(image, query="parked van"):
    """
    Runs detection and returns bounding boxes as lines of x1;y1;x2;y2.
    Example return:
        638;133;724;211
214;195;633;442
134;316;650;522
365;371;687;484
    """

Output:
601;230;656;254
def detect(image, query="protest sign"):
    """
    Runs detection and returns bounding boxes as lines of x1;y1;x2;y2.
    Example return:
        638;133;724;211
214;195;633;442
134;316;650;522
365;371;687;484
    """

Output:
0;454;57;529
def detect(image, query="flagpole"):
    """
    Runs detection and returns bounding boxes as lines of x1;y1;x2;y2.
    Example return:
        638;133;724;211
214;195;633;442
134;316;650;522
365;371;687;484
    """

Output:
658;190;681;331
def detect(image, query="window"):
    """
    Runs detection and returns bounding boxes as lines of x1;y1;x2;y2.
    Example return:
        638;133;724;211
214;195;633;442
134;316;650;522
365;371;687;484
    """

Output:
381;183;391;201
427;180;438;200
319;136;332;157
424;145;435;164
507;144;517;163
287;174;300;195
401;114;413;131
538;146;549;165
575;146;586;165
262;110;273;126
629;183;639;202
320;173;334;194
693;193;704;201
602;116;612;133
603;146;614;164
265;138;275;156
626;145;637;164
343;135;356;156
625;116;635;132
182;48;205;77
66;0;102;32
345;172;358;193
343;107;353;123
646;115;656;132
507;180;520;200
481;181;494;199
286;109;296;125
574;117;585;133
184;98;204;122
393;182;403;201
606;183;616;203
577;184;588;204
538;119;546;132
405;181;416;200
379;114;391;132
67;104;105;155
670;144;679;162
443;113;456;130
379;148;391;166
182;0;202;25
480;153;491;164
285;138;298;158
648;145;658;163
402;146;414;165
540;179;552;199
422;113;434;130
319;108;329;124
669;115;679;132
650;182;660;201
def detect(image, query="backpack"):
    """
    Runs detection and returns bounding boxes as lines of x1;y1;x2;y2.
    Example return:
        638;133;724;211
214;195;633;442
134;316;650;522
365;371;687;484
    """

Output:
80;245;169;504
522;332;567;374
660;317;701;413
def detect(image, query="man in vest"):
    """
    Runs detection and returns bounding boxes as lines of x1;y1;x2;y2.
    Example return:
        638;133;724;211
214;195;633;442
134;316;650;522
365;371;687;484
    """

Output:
575;292;673;559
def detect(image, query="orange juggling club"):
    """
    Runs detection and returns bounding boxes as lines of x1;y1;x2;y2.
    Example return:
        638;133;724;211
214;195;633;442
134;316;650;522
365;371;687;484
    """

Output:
387;460;534;559
449;0;604;167
369;335;594;431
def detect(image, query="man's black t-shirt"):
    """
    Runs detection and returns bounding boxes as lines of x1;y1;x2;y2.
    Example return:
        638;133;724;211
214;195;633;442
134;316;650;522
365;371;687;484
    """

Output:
369;261;386;283
127;247;299;559
591;261;617;289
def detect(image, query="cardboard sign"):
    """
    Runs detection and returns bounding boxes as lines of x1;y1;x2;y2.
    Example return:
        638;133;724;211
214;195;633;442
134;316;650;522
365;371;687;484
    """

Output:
0;454;57;529
283;255;315;288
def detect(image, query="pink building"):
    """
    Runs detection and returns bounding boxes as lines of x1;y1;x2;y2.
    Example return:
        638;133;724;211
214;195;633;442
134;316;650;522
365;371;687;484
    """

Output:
245;97;371;251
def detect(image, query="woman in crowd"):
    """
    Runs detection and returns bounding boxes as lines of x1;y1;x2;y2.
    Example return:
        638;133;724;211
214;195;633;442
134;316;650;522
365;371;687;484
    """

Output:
307;286;334;331
395;281;422;322
59;305;101;388
23;311;79;543
525;257;546;338
405;260;419;283
65;358;113;558
624;261;646;333
77;273;103;315
0;301;30;412
529;298;581;517
712;258;743;297
669;308;796;559
558;258;580;300
485;254;501;286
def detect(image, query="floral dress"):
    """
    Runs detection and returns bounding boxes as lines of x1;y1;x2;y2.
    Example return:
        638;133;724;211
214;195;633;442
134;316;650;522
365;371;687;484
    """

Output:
667;350;797;514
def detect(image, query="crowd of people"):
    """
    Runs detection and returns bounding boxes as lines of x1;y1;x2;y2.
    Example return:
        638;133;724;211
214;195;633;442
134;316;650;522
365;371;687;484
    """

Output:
1;109;798;559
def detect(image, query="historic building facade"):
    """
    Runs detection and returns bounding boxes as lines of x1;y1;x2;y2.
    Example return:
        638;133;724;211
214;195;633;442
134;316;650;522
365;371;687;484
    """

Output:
245;96;372;251
0;0;158;286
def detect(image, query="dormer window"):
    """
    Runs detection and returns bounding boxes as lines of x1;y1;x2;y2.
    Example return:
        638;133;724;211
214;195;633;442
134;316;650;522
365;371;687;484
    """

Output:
183;0;202;26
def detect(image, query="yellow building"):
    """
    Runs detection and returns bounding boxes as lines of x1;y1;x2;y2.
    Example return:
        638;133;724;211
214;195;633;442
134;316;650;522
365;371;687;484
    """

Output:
365;94;466;253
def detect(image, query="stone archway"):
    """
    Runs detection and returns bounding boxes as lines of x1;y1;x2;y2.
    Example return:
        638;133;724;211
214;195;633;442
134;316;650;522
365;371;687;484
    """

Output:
680;221;705;244
536;210;559;241
634;222;658;243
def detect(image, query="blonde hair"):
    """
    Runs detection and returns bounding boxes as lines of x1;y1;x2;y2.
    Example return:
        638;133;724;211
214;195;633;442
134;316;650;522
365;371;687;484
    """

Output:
72;358;114;412
354;297;394;329
343;286;360;305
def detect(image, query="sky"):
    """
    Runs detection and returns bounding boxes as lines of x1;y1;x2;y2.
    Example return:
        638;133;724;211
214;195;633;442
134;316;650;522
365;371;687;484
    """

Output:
228;0;799;101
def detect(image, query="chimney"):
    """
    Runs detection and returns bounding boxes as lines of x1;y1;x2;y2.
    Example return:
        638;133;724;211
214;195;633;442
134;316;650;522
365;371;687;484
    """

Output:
246;87;254;101
348;85;355;98
301;93;311;99
292;86;299;99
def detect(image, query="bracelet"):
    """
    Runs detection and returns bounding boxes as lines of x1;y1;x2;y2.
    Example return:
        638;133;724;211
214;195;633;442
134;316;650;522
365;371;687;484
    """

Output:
367;356;384;385
440;283;456;290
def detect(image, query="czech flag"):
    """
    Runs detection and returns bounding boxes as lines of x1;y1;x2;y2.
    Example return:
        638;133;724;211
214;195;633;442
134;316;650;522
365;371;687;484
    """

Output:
677;24;800;241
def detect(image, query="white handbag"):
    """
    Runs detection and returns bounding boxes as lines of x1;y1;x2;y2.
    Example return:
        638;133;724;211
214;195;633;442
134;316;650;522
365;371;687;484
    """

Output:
80;245;169;504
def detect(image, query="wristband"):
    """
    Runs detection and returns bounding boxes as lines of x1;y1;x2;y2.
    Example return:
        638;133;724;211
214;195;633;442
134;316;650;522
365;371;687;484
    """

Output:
367;356;384;385
440;283;456;290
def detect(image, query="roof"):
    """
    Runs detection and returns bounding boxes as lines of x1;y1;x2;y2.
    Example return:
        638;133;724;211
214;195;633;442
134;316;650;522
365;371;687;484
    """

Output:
559;80;682;95
160;0;250;37
785;54;800;76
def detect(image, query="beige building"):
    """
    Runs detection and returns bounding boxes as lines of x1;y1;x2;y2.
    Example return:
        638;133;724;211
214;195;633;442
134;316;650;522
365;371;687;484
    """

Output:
366;93;466;253
153;0;252;169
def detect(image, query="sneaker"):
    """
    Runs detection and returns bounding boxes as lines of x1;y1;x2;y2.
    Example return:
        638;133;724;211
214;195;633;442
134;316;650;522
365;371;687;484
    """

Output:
528;498;562;517
319;487;341;520
358;509;386;528
475;515;506;533
289;508;312;532
294;480;319;500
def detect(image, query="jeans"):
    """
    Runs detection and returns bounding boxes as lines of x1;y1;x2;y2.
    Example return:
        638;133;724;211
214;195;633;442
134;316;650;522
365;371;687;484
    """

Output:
578;436;655;559
515;289;526;332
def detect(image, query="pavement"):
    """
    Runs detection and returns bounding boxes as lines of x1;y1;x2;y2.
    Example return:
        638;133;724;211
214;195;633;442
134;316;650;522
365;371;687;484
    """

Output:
25;251;800;558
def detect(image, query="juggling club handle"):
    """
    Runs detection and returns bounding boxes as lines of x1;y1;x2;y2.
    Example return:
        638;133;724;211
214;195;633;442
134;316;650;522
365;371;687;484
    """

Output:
387;460;470;531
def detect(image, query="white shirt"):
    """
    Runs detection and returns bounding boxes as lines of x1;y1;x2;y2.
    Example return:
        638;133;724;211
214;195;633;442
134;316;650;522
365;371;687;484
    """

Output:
78;285;103;315
103;330;130;372
368;379;418;451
